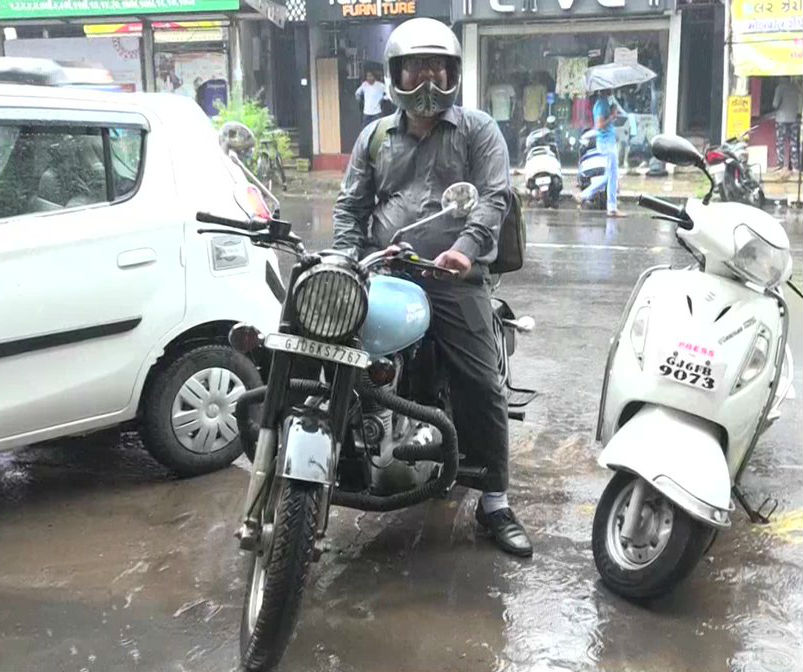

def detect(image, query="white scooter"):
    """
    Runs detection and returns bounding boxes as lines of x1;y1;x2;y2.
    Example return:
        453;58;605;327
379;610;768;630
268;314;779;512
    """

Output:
523;116;563;208
592;134;799;600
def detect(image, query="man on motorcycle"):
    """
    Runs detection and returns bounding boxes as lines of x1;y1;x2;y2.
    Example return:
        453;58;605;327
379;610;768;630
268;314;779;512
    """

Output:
332;17;533;557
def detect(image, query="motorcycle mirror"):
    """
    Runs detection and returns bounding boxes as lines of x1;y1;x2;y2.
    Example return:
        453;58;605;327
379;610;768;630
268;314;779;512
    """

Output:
441;182;479;218
650;134;705;170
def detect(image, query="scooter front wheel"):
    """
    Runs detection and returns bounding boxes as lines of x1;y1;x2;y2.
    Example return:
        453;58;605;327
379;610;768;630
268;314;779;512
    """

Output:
592;472;714;600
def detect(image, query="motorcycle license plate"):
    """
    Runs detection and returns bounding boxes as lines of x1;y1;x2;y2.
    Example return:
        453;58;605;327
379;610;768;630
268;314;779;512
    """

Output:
535;176;551;186
656;349;724;392
266;333;370;369
709;163;725;176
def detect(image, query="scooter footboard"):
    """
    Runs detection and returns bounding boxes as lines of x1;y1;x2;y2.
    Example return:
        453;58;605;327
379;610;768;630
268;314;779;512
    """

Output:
598;404;733;528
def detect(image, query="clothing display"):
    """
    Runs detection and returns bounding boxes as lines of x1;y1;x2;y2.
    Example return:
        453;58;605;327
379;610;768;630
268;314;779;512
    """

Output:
488;83;517;122
571;97;593;129
556;57;588;97
522;83;547;123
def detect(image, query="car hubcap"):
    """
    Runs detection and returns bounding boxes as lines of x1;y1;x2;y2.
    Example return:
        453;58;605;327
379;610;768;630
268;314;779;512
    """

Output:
171;367;246;454
606;479;674;570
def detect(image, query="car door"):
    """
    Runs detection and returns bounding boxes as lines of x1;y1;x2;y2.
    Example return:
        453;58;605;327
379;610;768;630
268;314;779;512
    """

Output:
0;105;186;446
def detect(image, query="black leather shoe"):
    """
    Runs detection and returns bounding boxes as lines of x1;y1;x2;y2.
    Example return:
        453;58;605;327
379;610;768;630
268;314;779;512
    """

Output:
475;503;533;557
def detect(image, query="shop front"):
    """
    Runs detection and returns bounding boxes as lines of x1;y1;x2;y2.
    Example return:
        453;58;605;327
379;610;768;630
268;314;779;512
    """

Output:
454;0;681;168
0;0;288;116
725;0;802;173
306;0;451;169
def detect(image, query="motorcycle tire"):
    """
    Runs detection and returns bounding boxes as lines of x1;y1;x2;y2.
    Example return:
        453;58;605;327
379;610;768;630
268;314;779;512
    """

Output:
592;471;714;600
241;480;322;671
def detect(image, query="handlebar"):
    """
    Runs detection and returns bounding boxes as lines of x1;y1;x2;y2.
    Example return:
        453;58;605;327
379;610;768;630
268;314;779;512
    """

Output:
637;195;692;229
196;211;264;232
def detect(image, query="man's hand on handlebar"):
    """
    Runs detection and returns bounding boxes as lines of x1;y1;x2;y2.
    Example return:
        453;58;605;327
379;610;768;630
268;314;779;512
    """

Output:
434;249;472;277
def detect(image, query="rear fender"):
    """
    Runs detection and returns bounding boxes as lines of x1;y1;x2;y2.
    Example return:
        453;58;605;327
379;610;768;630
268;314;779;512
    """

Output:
599;404;732;528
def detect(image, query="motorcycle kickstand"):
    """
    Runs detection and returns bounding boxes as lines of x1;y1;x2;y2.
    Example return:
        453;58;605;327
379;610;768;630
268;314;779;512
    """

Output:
732;485;779;525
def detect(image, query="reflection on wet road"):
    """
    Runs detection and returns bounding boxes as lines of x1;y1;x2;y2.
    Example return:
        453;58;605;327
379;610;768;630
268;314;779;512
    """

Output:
1;200;801;672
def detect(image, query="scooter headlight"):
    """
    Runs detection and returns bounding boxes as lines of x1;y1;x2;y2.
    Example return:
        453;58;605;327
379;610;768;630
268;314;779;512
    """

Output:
727;225;792;290
629;305;651;368
733;327;770;392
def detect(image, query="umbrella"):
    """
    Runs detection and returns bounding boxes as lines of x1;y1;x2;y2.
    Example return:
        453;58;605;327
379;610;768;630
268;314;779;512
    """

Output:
584;63;657;92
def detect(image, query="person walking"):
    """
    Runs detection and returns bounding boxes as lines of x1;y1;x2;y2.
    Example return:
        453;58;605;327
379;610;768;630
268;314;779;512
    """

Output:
355;70;387;128
773;77;802;178
575;89;626;217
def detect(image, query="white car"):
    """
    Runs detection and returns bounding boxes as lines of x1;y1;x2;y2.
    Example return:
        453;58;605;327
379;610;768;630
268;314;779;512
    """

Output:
0;84;282;475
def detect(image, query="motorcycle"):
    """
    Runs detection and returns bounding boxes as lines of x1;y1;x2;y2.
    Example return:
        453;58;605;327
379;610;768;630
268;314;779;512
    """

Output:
196;182;536;671
573;128;608;211
593;134;799;599
523;115;563;208
705;127;766;208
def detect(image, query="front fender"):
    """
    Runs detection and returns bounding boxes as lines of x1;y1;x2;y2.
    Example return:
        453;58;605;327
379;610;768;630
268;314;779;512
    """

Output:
278;415;336;485
599;404;732;527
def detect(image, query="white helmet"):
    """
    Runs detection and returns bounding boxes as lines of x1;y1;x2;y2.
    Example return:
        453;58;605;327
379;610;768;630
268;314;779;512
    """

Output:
383;18;462;118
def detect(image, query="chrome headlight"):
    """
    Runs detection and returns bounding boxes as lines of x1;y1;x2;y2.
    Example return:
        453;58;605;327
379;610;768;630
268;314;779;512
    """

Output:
727;225;792;290
293;262;368;340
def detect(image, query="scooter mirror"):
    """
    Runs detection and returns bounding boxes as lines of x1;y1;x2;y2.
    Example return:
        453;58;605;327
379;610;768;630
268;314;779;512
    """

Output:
441;182;479;217
650;134;705;169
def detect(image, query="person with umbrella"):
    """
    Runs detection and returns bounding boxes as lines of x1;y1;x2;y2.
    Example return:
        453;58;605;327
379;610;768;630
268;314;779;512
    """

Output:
575;62;657;216
575;88;626;217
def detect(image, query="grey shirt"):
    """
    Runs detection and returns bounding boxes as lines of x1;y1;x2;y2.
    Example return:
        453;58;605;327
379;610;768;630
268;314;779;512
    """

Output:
773;81;802;124
332;106;510;267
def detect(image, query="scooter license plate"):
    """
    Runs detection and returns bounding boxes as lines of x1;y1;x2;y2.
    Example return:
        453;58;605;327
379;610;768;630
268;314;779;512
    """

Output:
656;349;723;392
535;176;551;186
709;163;725;176
266;333;370;369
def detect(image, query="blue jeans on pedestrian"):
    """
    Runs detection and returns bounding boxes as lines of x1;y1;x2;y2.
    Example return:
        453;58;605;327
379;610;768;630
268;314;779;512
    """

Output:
581;136;619;212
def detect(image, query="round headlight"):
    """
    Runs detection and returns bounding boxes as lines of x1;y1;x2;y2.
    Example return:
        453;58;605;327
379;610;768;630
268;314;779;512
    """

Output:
293;262;368;340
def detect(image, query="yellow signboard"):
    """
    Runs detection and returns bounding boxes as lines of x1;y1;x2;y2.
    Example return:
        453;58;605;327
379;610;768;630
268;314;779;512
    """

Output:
731;0;803;76
341;1;416;17
727;96;752;140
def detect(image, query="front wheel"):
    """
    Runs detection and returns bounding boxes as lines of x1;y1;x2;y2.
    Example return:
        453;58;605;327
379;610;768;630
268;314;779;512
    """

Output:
241;480;322;672
592;472;714;600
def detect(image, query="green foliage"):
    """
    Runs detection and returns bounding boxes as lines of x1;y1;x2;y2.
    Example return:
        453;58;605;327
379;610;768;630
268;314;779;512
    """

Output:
212;97;292;170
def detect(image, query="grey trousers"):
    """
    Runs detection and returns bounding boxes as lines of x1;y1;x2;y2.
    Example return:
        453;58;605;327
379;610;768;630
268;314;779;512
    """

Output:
419;275;510;493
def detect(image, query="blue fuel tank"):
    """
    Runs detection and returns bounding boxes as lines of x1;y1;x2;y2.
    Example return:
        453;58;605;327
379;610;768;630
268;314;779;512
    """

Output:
361;275;430;357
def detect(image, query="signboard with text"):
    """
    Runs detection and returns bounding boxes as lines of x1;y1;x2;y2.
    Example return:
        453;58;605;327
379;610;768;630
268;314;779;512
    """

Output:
0;0;240;21
726;96;752;140
731;0;803;76
452;0;666;20
306;0;450;21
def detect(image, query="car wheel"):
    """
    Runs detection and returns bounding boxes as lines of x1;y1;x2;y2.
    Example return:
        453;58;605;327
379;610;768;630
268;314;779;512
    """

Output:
141;345;262;476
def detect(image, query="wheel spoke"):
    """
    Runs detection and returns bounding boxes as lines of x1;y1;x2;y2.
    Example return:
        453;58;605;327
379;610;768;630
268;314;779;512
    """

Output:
181;377;209;408
226;382;247;403
219;414;239;442
192;424;213;453
173;409;201;435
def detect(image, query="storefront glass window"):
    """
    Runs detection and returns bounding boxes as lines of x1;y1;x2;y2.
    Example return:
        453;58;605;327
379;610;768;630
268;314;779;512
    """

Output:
480;30;668;167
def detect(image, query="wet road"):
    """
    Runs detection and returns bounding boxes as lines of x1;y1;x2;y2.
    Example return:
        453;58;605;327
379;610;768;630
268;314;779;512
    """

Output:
1;200;802;672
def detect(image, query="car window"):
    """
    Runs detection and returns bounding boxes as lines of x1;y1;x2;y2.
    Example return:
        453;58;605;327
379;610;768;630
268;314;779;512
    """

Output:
0;124;145;219
109;127;144;200
0;124;105;218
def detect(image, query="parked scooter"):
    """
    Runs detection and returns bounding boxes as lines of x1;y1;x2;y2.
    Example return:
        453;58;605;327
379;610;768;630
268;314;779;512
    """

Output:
593;134;799;599
573;128;608;210
705;127;766;208
523;115;563;208
196;182;536;671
